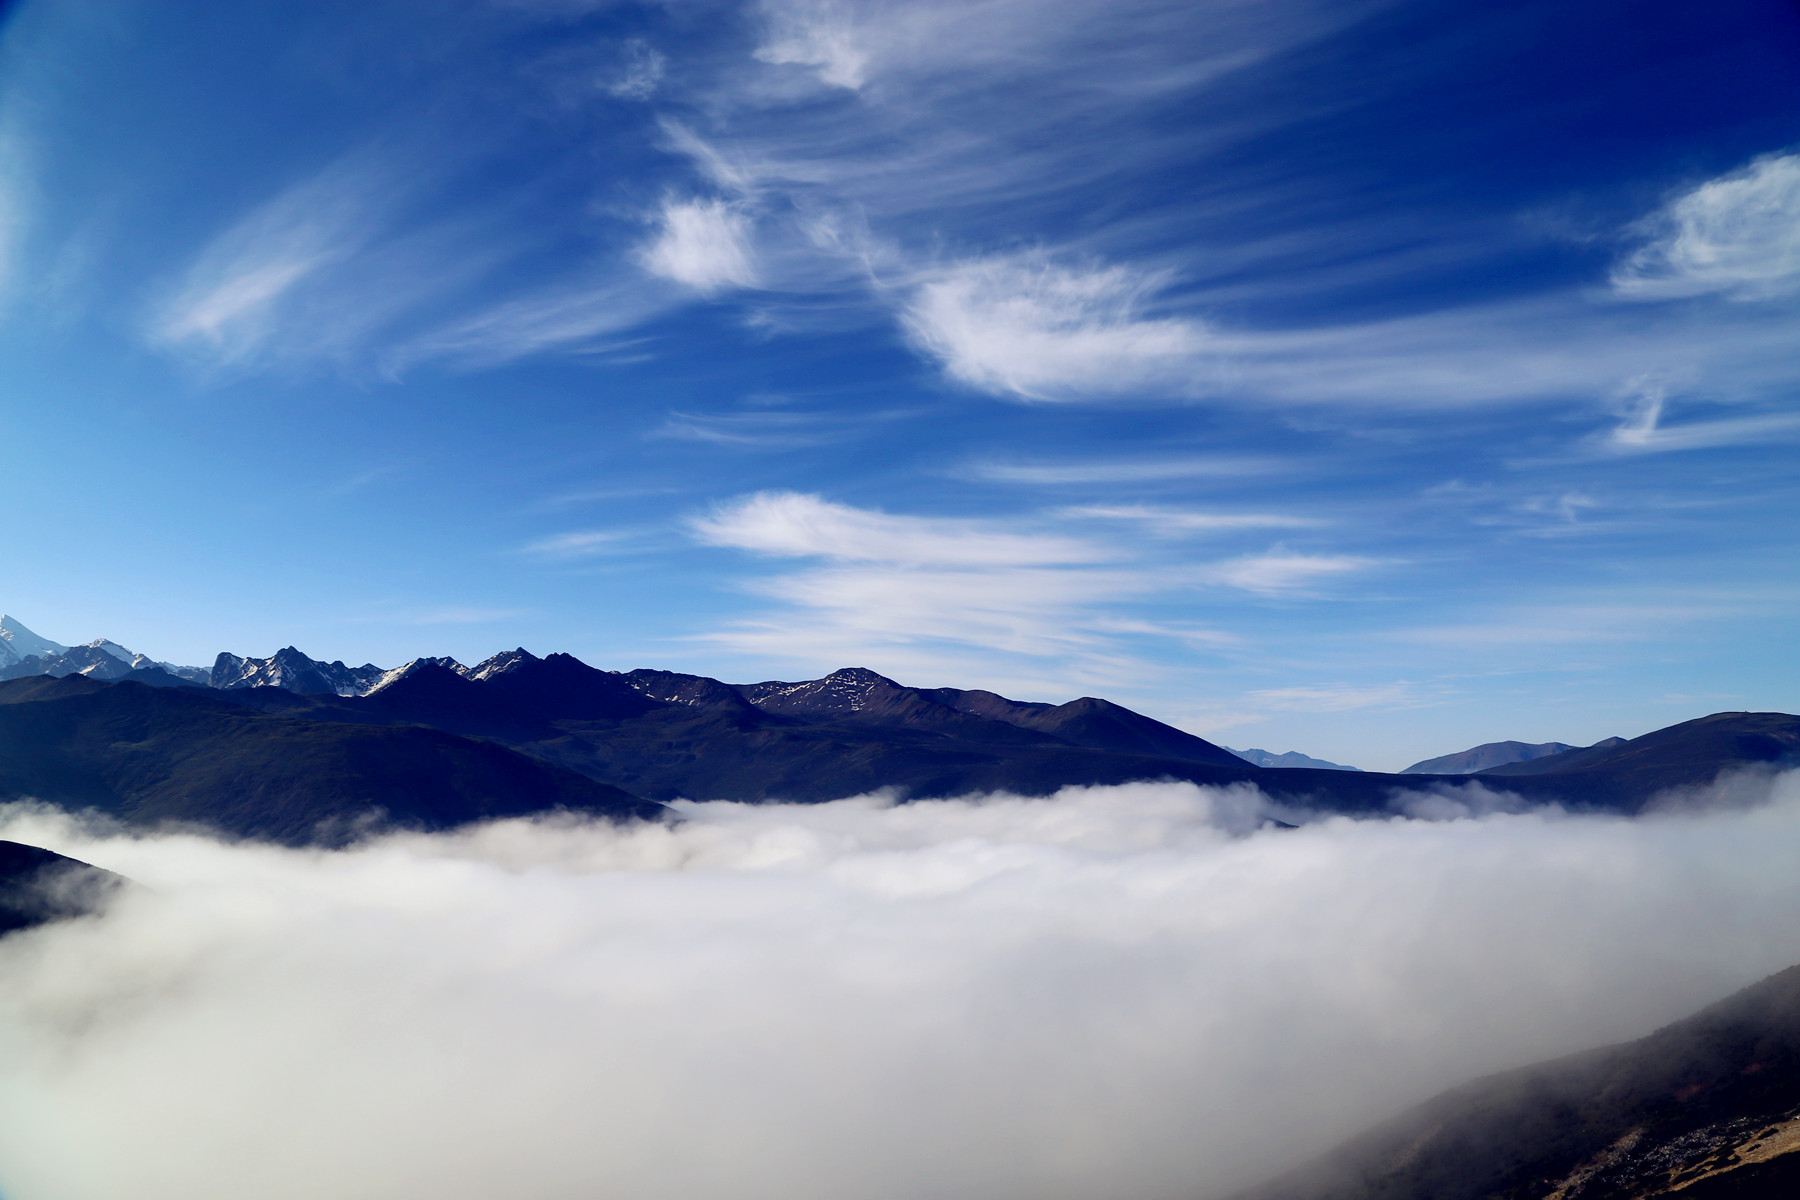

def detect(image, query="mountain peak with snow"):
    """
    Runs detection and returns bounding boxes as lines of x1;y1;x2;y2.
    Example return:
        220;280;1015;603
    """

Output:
0;616;69;667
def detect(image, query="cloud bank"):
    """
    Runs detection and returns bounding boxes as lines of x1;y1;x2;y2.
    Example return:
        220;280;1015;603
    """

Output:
6;777;1800;1200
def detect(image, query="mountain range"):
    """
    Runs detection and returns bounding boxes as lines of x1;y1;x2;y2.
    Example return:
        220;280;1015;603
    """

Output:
0;617;1794;846
1229;747;1363;771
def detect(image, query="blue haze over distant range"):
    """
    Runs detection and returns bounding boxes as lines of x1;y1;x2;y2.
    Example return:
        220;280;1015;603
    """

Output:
0;0;1795;769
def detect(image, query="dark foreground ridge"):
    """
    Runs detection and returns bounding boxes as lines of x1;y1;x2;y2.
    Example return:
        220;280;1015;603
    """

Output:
1234;964;1800;1200
0;840;124;936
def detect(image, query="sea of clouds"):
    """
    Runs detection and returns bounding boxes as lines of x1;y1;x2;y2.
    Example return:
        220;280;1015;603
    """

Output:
3;774;1800;1200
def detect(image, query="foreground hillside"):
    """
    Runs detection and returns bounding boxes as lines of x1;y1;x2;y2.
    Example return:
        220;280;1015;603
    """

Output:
1238;966;1800;1200
0;840;122;936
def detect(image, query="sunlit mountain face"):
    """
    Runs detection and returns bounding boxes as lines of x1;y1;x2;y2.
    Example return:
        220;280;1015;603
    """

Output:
1;0;1797;771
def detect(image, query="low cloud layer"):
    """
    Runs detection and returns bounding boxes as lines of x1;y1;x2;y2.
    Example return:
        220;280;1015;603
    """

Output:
5;777;1800;1200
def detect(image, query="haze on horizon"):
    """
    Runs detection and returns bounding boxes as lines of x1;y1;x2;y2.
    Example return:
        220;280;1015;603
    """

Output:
1;0;1797;770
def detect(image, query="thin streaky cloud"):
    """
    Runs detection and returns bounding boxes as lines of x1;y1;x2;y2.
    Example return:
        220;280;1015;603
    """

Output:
1247;681;1424;713
522;530;629;559
693;491;1114;567
961;456;1290;484
1202;551;1376;595
1063;505;1320;534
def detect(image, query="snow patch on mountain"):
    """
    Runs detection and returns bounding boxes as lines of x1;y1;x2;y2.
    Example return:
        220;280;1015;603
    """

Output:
0;616;68;667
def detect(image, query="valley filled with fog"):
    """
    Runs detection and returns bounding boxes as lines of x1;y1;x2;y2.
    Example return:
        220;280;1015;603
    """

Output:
4;775;1800;1200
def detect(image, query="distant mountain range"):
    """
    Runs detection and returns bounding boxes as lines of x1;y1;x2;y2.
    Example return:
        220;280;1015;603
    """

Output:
0;616;1795;845
1238;963;1800;1200
1402;737;1627;774
1229;747;1362;771
0;615;209;684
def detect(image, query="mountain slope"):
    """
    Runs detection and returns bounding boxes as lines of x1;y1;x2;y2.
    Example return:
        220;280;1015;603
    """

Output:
0;615;67;667
1479;713;1800;807
219;658;1313;804
0;675;662;845
1235;964;1800;1200
1403;739;1583;774
1230;748;1362;771
211;647;387;695
0;841;125;937
202;656;1800;813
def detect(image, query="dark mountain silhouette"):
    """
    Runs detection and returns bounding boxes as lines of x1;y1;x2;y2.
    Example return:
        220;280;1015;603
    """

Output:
211;646;388;695
216;655;1393;805
5;643;1793;826
1235;964;1800;1200
0;675;662;845
198;653;1799;814
1230;747;1362;771
1478;713;1800;807
1403;739;1588;774
0;841;125;936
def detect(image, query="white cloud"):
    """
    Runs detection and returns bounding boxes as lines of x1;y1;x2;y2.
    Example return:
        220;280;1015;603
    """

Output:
689;492;1146;678
606;39;666;101
1065;505;1319;535
755;0;870;89
903;254;1213;400
689;493;1375;681
960;456;1289;484
522;530;627;559
150;165;379;361
640;198;758;293
1614;151;1800;299
694;491;1109;567
0;120;34;309
8;780;1800;1199
1602;382;1800;454
1203;550;1374;595
1246;681;1422;712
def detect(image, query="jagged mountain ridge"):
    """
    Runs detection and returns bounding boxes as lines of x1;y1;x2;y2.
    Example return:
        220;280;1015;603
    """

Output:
213;650;1296;803
3;618;1796;812
197;647;1800;812
0;673;661;845
0;616;207;683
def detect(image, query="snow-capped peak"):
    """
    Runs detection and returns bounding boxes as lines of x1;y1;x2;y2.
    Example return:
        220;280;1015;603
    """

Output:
367;657;469;694
83;638;137;664
0;615;69;667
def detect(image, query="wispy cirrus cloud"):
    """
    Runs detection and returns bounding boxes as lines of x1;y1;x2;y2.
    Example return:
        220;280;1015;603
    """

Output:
1601;382;1800;455
1613;151;1800;300
692;490;1111;567
960;455;1289;485
1247;680;1425;712
1203;551;1376;595
521;530;629;559
686;491;1378;689
1064;505;1319;535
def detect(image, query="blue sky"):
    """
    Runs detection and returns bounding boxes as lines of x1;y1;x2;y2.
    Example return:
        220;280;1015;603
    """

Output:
1;0;1797;769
